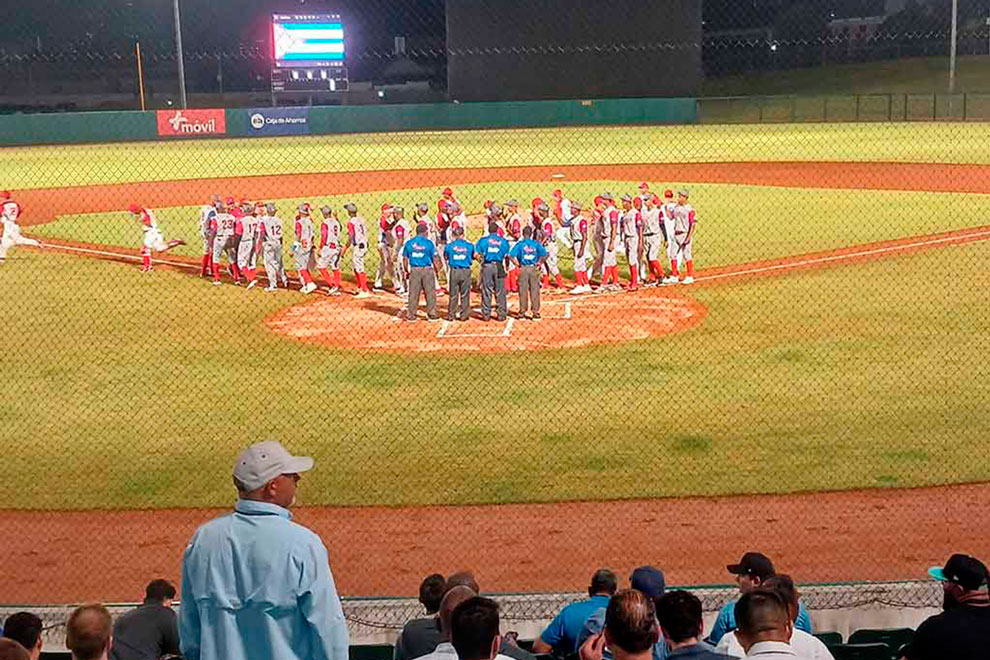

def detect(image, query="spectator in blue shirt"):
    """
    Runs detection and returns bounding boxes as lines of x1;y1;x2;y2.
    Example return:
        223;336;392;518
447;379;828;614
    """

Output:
179;441;349;660
532;569;618;655
509;226;547;321
402;224;442;322
707;552;812;645
444;227;475;322
578;566;669;660
474;220;510;322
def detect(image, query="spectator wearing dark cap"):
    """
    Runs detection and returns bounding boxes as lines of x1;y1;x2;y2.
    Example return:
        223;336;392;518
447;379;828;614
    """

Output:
394;574;447;660
578;567;670;660
733;591;808;659
655;591;733;660
716;576;832;660
450;597;515;660
532;569;618;655
708;554;812;645
579;590;658;660
899;554;990;660
66;604;113;660
0;639;30;660
109;579;180;660
1;612;42;660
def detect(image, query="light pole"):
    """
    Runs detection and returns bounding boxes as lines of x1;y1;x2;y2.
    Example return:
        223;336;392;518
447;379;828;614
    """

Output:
949;0;958;94
173;0;188;108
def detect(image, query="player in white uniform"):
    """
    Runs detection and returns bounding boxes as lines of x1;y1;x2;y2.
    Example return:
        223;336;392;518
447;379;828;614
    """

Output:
640;194;666;286
392;206;411;296
0;191;44;263
599;193;621;291
316;205;343;295
670;189;698;284
535;202;564;290
198;196;220;277
374;203;398;292
292;203;319;294
257;203;289;291
236;203;263;289
551;189;575;250
660;189;682;284
341;202;371;298
127;204;185;272
619;194;643;291
568;201;592;293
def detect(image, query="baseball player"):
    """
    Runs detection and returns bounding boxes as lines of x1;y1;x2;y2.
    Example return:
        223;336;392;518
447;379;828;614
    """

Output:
551;189;575;250
439;186;460;211
209;200;238;285
414;202;444;297
620;194;643;291
257;203;289;292
235;202;262;289
127;204;185;272
316;205;343;295
568;201;592;294
504;199;523;293
341;202;371;298
374;203;398;292
640;194;666;286
670;189;697;284
590;195;606;284
291;203;318;294
661;189;682;284
535;202;564;290
599;193;621;290
198;196;220;277
435;200;452;286
392;206;410;296
637;182;652;208
0;191;43;263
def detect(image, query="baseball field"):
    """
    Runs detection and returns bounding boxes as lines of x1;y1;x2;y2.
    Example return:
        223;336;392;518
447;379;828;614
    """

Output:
3;121;990;602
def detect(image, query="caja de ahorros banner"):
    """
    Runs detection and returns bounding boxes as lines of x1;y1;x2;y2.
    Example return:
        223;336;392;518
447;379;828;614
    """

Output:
247;107;310;135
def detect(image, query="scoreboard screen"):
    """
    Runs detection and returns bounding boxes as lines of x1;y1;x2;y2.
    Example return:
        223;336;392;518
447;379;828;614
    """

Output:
272;14;345;69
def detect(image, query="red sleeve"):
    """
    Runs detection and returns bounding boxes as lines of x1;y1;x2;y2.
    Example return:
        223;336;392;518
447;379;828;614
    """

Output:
579;218;588;235
636;212;643;227
396;225;405;240
141;211;152;227
347;221;356;240
320;223;329;245
258;223;266;239
295;220;303;240
210;216;218;231
688;210;697;225
234;219;244;235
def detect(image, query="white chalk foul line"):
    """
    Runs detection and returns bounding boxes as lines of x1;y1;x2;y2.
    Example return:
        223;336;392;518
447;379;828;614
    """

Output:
502;317;515;337
42;243;199;270
437;320;450;337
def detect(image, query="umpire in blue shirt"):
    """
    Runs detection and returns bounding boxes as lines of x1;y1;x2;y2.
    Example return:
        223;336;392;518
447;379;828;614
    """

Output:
402;223;442;322
474;219;510;322
444;226;475;322
509;226;548;321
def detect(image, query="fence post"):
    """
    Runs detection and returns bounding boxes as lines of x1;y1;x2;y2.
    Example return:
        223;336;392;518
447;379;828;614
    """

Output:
855;94;861;122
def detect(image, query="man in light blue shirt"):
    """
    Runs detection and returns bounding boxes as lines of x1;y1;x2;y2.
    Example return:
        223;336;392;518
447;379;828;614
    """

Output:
179;441;349;660
532;569;617;655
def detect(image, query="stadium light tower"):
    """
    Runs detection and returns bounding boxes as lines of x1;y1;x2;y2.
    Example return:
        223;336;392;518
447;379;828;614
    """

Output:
173;0;188;108
949;0;958;94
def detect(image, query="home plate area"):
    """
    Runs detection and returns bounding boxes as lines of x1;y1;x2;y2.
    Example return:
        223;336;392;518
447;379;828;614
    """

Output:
266;288;708;354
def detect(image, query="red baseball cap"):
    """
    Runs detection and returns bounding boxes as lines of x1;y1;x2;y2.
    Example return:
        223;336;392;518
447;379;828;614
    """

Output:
381;203;393;212
442;187;454;196
663;189;674;199
127;203;142;213
651;194;661;205
639;182;650;191
483;200;493;209
594;195;604;206
531;197;543;209
633;197;643;209
225;196;236;205
0;190;10;200
552;189;562;199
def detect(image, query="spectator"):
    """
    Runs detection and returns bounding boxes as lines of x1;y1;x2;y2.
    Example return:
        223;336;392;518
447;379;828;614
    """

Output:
578;566;670;660
395;574;447;660
0;640;30;660
899;553;990;660
708;554;812;645
532;569;618;655
733;592;810;660
411;586;477;660
715;577;832;660
436;573;533;660
2;612;43;660
655;591;733;660
450;597;513;660
179;440;349;660
66;604;113;660
109;579;180;660
579;589;658;660
446;572;481;594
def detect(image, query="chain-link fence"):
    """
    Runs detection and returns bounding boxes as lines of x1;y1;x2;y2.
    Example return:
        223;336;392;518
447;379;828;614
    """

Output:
1;0;988;630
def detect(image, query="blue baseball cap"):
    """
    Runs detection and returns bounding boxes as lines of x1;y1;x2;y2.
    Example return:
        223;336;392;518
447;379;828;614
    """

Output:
630;566;665;599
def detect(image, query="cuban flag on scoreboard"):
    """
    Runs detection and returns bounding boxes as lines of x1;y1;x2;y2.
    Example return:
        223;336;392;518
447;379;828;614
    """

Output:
274;21;345;62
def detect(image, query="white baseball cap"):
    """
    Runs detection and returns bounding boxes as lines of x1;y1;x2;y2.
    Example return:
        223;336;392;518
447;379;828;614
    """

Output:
233;441;314;491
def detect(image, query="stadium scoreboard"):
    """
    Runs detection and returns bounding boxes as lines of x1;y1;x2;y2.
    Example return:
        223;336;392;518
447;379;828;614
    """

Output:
271;13;348;92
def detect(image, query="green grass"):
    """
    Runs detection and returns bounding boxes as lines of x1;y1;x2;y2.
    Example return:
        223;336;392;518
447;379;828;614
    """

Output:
6;121;990;190
2;239;989;511
32;183;990;274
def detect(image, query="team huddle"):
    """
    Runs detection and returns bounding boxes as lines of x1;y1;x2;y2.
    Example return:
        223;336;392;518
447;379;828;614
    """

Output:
137;183;698;302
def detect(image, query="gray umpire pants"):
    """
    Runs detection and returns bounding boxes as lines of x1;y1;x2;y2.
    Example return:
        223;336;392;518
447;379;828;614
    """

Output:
407;266;437;321
448;268;472;321
480;262;507;320
518;265;541;317
591;235;605;281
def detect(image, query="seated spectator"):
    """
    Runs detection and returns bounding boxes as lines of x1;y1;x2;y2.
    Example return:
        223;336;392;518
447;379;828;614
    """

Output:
450;597;513;660
579;589;658;660
446;571;481;594
412;586;477;660
395;574;447;660
733;592;810;659
577;566;669;660
109;579;180;660
655;591;733;660
2;612;43;660
708;553;812;645
899;553;990;660
0;639;30;660
715;577;832;660
66;604;113;660
435;573;533;660
532;569;618;654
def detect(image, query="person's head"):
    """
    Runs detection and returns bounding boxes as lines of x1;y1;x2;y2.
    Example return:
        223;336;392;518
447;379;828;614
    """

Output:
629;566;665;601
589;568;618;597
393;206;405;218
733;591;791;653
594;196;604;210
144;579;176;607
442;187;455;200
664;189;674;202
232;441;314;509
419;574;446;615
655;590;704;649
320;205;333;219
552;189;563;200
0;640;30;660
603;589;659;659
417;223;428;237
522;226;533;240
450;597;500;660
677;189;689;205
488;220;499;235
344;203;357;217
65;604;112;660
537;203;549;218
601;193;614;207
728;552;775;594
2;612;42;660
929;554;990;609
646;195;658;209
758;575;799;623
621;194;633;211
453;226;465;239
445;571;480;594
0;190;11;201
298;203;311;217
381;203;394;218
638;182;650;194
127;203;142;216
417;202;429;216
506;199;519;211
438;585;477;639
